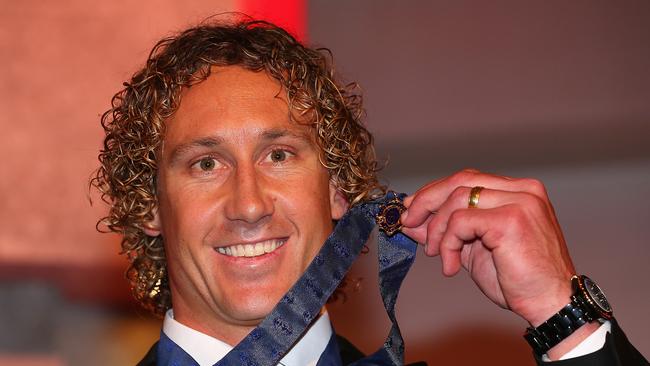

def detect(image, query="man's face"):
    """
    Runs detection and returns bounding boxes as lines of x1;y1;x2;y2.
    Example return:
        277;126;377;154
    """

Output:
145;66;347;343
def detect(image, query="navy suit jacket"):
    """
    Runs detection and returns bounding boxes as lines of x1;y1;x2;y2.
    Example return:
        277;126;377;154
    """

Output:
136;333;426;366
136;319;647;365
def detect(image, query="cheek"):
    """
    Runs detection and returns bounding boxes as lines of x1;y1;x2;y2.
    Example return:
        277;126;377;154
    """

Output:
158;183;221;240
284;174;334;241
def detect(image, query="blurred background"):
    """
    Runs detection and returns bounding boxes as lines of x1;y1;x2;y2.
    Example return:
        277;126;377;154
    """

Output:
1;1;648;365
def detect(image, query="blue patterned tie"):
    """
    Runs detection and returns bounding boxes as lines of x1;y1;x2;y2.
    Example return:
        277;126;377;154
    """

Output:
158;192;418;365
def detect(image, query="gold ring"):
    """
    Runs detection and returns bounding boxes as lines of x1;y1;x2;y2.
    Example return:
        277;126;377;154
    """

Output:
468;186;484;209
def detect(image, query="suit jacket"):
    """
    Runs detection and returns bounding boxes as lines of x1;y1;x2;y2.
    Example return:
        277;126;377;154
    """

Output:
136;333;426;366
137;319;647;365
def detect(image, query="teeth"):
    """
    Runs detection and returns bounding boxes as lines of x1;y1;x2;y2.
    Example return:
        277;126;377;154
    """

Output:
253;244;264;256
244;244;254;257
216;239;286;257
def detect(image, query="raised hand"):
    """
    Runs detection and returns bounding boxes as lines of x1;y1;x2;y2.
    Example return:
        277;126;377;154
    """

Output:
400;169;575;327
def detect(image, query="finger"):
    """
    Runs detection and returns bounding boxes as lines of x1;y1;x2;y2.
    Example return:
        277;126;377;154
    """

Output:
403;176;446;207
402;171;485;221
425;187;541;255
424;215;443;256
400;214;433;245
402;170;547;227
438;208;496;276
438;230;464;277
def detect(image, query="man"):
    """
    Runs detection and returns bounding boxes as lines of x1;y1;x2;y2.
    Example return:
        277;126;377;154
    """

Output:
93;19;647;365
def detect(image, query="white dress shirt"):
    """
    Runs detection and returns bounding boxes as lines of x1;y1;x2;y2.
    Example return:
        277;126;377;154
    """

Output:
163;310;610;364
543;320;611;361
163;310;332;366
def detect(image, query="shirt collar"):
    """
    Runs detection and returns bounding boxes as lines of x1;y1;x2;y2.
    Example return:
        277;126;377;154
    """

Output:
163;309;333;366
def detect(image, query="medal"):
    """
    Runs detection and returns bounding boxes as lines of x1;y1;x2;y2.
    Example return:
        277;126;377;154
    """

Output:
376;192;406;236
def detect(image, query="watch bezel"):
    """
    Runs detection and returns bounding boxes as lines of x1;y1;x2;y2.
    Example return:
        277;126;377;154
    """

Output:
573;275;613;320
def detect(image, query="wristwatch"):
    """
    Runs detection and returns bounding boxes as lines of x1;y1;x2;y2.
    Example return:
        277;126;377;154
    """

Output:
524;275;613;356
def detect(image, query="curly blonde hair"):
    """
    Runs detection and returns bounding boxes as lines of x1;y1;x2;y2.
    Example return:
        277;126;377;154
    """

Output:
92;18;384;316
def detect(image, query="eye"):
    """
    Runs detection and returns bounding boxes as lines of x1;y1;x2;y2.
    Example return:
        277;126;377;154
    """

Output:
195;157;218;171
269;149;289;163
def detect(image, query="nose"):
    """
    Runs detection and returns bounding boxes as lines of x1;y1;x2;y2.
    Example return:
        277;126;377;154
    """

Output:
224;164;274;225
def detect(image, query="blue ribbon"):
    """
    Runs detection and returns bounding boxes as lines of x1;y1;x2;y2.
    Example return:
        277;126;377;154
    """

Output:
158;192;418;365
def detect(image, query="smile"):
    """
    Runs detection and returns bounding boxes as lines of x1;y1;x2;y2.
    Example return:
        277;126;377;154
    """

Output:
215;238;287;257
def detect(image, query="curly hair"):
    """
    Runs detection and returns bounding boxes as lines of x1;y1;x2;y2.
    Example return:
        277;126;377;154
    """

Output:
92;17;384;316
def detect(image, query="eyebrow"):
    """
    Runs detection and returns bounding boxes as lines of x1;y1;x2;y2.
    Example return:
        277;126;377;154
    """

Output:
168;136;224;165
260;128;312;143
168;128;312;164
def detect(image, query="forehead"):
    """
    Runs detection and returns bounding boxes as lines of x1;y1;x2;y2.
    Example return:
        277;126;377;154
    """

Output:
165;66;314;145
180;66;285;111
176;66;282;122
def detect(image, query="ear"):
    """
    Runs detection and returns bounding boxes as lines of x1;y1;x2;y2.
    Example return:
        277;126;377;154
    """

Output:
329;181;349;220
142;208;162;237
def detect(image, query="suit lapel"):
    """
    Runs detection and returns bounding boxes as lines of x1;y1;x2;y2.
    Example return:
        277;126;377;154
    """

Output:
315;333;344;366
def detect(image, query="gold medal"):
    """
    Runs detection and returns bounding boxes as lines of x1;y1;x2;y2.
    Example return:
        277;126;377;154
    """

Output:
376;193;405;236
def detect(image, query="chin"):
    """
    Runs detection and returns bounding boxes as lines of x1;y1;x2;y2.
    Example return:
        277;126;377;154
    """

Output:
220;285;288;324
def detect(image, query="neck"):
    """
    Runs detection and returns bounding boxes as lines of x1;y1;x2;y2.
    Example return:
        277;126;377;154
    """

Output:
171;301;260;345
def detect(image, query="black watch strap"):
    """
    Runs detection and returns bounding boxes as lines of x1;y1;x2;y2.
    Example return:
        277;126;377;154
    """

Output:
524;302;590;356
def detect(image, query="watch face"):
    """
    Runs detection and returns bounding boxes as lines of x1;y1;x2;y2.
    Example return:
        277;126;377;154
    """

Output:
583;277;612;313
